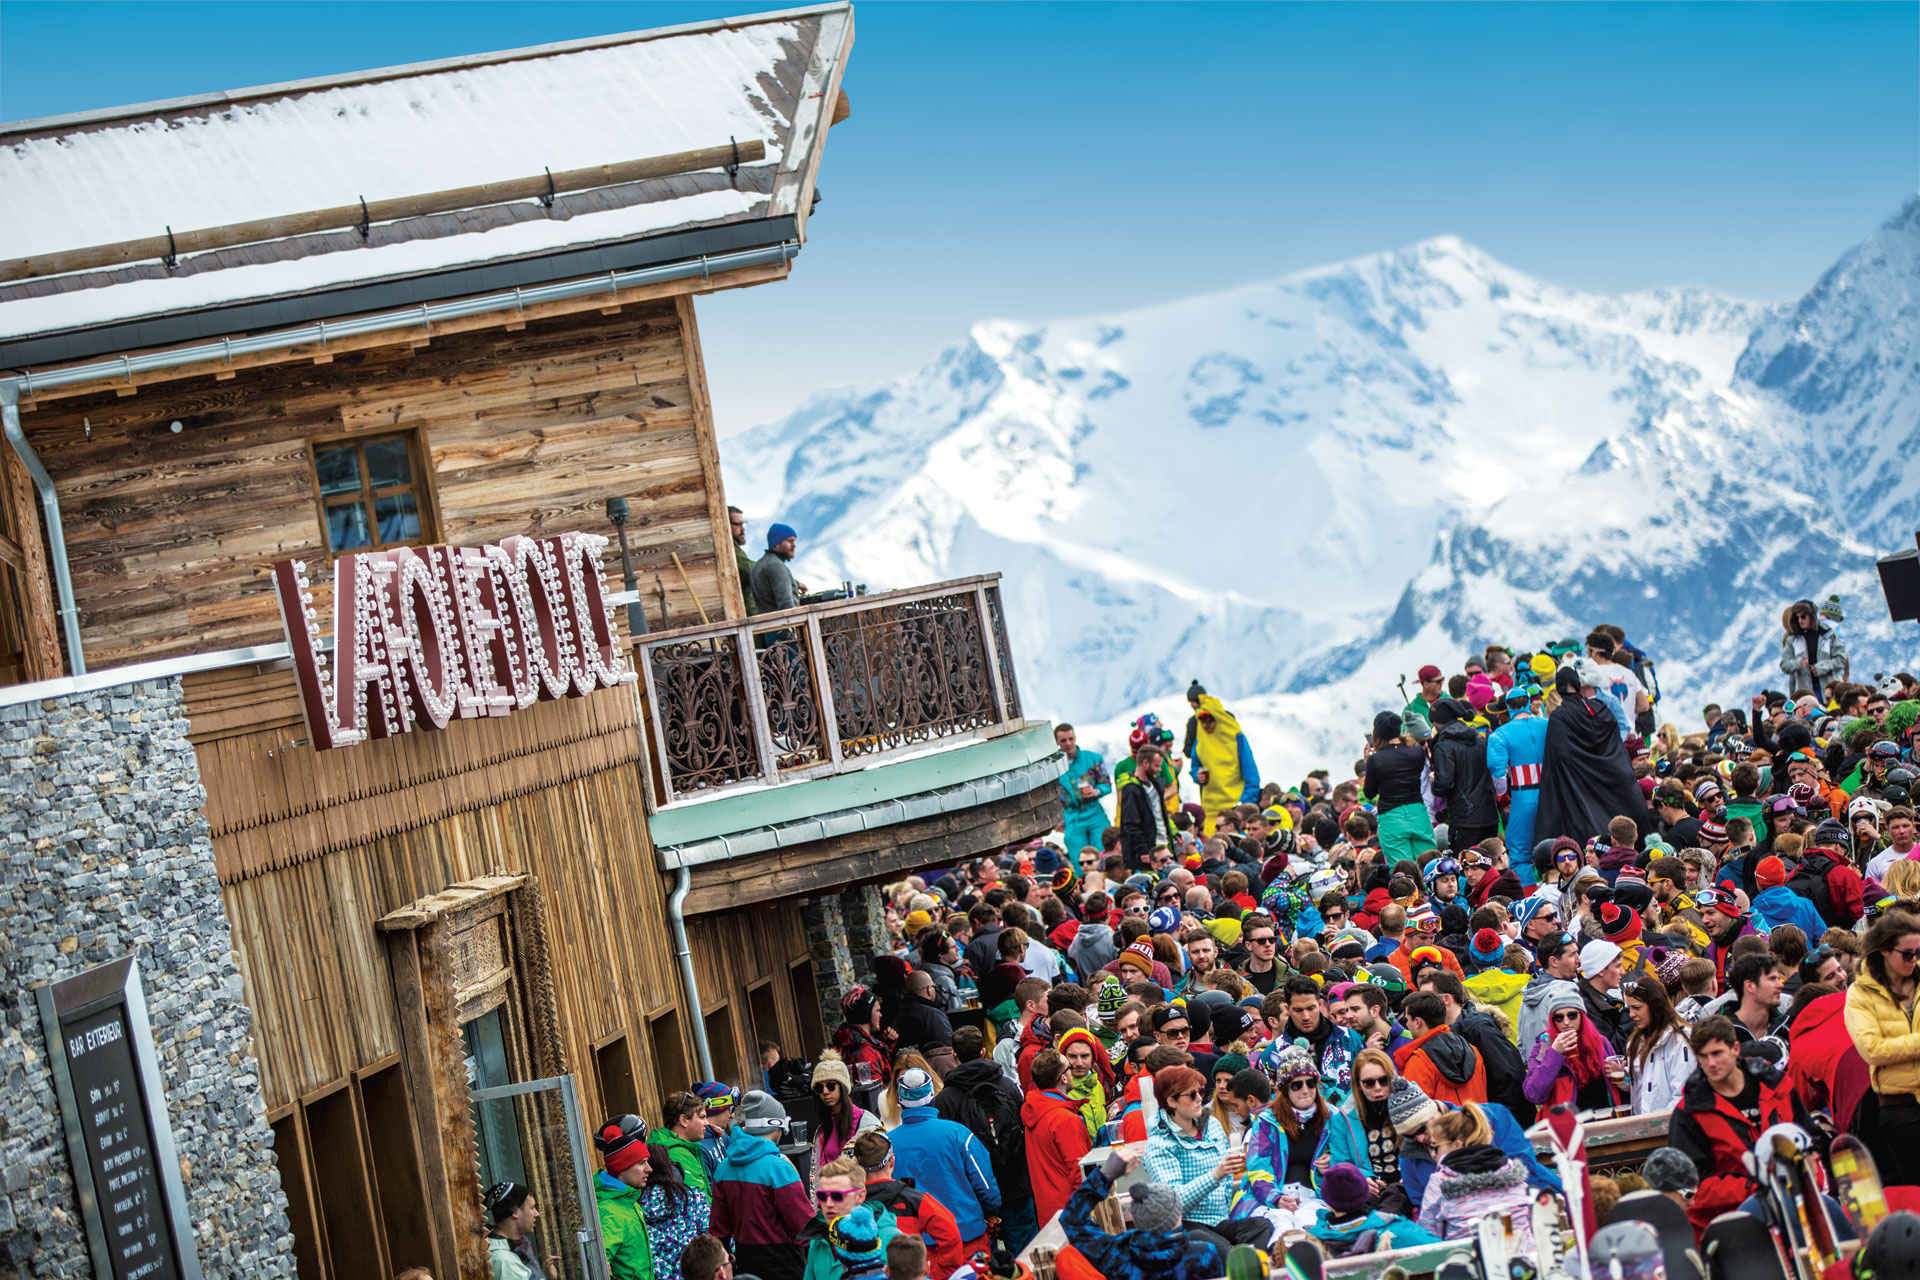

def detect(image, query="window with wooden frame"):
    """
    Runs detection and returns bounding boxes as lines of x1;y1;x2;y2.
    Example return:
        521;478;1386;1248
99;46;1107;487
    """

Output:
308;430;437;555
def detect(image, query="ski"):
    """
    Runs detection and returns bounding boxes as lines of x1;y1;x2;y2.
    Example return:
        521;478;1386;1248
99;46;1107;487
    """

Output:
1541;1104;1595;1280
1829;1135;1889;1238
1283;1235;1325;1280
1476;1208;1512;1280
1608;1188;1704;1280
1226;1243;1270;1280
1701;1210;1790;1280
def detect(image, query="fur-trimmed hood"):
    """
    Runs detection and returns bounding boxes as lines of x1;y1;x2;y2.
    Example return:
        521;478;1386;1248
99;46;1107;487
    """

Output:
1434;1144;1524;1197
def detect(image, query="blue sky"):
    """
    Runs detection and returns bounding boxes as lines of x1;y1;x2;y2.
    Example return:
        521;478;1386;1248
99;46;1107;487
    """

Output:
3;2;1915;432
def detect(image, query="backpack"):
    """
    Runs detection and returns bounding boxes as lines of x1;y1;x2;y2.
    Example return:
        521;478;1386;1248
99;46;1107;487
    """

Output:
1786;854;1849;930
944;1071;1029;1197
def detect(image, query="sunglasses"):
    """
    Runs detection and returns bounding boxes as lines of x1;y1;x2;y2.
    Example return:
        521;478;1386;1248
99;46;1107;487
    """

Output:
1286;1080;1317;1093
1170;1089;1204;1102
1247;936;1277;946
1358;1076;1392;1089
815;1189;858;1203
1552;1010;1583;1023
813;1082;840;1093
1556;853;1579;864
1895;948;1920;962
1161;1025;1190;1037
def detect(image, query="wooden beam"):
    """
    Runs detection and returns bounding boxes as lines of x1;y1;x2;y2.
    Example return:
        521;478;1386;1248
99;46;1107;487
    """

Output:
382;930;465;1280
0;140;769;284
0;442;63;680
673;293;747;621
683;784;1063;914
19;259;790;406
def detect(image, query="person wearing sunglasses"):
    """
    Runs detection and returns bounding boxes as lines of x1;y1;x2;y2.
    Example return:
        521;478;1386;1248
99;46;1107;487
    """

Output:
1319;1048;1410;1212
1143;1063;1275;1253
1522;989;1620;1113
1238;916;1285;996
1843;912;1920;1187
1246;1044;1332;1203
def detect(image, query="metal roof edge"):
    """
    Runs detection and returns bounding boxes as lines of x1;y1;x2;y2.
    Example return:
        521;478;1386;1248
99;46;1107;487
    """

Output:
0;215;798;370
0;2;854;137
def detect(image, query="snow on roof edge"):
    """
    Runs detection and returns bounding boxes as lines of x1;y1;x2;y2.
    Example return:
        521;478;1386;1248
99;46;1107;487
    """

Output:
0;1;853;137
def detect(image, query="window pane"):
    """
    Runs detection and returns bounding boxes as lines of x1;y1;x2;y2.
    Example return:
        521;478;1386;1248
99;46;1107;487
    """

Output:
375;493;420;544
314;445;361;497
364;437;414;490
327;501;371;552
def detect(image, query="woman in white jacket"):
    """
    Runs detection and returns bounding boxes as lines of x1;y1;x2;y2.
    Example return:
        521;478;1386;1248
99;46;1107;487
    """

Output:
1622;979;1694;1115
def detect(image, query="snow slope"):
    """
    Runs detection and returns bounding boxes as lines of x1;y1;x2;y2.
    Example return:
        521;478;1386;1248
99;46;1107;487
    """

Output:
725;201;1920;780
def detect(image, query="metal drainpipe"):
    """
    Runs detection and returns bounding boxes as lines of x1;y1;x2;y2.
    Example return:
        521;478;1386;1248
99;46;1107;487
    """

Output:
668;862;714;1080
0;385;85;674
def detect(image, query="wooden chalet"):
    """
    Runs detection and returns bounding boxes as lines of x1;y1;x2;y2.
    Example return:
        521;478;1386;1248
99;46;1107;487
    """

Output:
0;8;1065;1279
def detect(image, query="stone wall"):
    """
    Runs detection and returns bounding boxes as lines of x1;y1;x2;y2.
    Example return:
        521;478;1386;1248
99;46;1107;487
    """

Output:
800;893;856;1039
0;679;295;1280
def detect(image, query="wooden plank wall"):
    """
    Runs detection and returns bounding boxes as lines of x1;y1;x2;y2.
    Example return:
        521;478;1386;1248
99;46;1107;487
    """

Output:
686;902;815;1087
15;297;738;671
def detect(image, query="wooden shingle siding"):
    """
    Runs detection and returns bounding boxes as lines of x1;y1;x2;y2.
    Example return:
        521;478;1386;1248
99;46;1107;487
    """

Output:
20;299;735;672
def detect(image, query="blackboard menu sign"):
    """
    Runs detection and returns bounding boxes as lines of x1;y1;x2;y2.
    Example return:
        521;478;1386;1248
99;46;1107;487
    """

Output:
36;957;202;1280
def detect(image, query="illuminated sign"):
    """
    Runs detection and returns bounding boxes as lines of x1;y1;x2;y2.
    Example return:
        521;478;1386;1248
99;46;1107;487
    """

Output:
272;532;636;751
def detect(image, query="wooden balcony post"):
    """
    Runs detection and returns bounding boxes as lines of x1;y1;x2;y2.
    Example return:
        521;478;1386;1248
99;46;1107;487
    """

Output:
735;625;780;783
974;584;1009;727
636;639;681;802
803;616;844;766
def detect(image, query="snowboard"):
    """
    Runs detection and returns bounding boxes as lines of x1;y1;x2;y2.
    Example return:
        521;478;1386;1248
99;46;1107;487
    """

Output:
1747;1124;1843;1280
1591;1220;1667;1280
1608;1189;1705;1280
1283;1236;1325;1280
1541;1103;1596;1279
1476;1209;1513;1280
1227;1243;1270;1280
1828;1135;1889;1238
1702;1211;1789;1280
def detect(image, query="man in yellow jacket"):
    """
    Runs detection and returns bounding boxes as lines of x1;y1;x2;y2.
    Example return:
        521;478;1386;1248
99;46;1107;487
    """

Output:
1186;690;1261;834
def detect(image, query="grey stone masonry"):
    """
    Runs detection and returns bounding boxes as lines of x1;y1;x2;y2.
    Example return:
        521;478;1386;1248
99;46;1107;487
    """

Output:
800;892;855;1042
839;884;888;978
0;679;296;1280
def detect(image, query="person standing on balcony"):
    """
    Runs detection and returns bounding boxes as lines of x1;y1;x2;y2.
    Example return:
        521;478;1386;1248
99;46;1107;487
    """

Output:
751;523;806;615
1054;724;1111;867
729;505;760;617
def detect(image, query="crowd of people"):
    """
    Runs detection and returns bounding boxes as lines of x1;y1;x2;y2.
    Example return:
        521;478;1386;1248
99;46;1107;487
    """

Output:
483;603;1920;1280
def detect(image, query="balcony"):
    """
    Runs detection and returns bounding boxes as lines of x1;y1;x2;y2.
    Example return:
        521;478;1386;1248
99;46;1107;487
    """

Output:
635;574;1027;805
634;574;1062;909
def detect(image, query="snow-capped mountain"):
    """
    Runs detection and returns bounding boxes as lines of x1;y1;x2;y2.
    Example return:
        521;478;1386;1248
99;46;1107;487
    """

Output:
725;200;1920;780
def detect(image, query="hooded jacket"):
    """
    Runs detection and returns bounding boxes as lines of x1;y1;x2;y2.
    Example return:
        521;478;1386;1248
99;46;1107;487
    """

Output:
596;1171;656;1280
1430;704;1499;833
1417;1144;1537;1252
1462;969;1529;1043
1453;1007;1527;1117
865;1179;962;1276
1067;922;1120;982
1778;605;1847;697
710;1130;814;1280
1396;1101;1561;1207
1021;1088;1091;1226
1789;991;1872;1133
1190;694;1262;823
648;1126;712;1195
643;1182;710;1280
1517;976;1579;1056
1671;1053;1801;1233
1750;884;1828;941
1394;1025;1486;1105
1843;969;1920;1098
799;1205;900;1280
1309;1206;1442;1255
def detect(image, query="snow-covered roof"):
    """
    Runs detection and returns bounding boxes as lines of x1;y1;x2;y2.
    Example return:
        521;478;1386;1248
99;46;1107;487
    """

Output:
0;3;852;352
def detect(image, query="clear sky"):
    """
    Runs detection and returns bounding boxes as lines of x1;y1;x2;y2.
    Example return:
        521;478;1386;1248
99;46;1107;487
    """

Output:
3;1;1915;433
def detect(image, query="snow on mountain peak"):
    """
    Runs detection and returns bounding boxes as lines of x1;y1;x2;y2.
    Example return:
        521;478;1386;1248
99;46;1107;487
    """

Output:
726;210;1916;779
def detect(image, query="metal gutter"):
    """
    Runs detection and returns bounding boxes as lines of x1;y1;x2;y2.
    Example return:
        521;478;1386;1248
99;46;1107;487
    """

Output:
0;238;797;686
654;754;1069;871
0;215;797;369
669;865;716;1080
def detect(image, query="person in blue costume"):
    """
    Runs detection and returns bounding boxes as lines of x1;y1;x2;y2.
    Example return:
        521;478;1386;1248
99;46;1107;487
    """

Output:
1054;723;1112;869
1487;683;1548;887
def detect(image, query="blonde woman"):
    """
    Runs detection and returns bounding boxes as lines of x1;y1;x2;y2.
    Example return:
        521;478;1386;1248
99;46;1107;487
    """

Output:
1884;860;1920;909
1417;1105;1536;1253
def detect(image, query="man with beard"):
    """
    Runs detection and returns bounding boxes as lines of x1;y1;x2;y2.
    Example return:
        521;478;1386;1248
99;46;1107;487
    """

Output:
1536;665;1653;846
1176;930;1223;996
1645;856;1708;951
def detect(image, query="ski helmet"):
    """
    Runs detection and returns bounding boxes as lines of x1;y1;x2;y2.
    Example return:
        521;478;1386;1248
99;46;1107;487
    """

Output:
1857;1212;1920;1280
1888;765;1919;790
1890;784;1915;808
1425;856;1462;885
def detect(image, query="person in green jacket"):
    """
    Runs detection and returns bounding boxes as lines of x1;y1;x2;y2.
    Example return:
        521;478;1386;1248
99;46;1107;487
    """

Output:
595;1114;656;1280
649;1093;713;1195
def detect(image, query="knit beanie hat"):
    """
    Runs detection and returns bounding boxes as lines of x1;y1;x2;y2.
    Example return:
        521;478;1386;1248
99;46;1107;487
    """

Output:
828;1206;885;1270
1648;946;1690;992
1096;975;1128;1016
1321;1162;1371;1214
737;1089;789;1135
1579;939;1623;980
1214;1051;1251;1079
1544;983;1587;1018
1469;929;1507;967
1386;1078;1438;1133
1149;905;1182;934
989;961;1027;993
1756;856;1788;890
1117;939;1156;976
1273;1042;1317;1084
903;909;933;939
1597;903;1642;944
1512;896;1553;931
1212;1006;1254;1050
811;1049;854;1093
695;1082;740;1116
1642;1146;1700;1193
841;984;877;1026
1129;1181;1183;1233
896;1067;936;1108
1052;866;1077;892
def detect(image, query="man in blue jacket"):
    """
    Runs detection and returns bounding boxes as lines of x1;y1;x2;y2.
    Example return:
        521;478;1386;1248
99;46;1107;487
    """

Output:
885;1067;1000;1255
1055;723;1112;870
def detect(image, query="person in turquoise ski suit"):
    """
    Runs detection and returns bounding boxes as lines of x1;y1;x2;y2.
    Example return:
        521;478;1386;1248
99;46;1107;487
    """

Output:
1487;685;1548;887
1055;724;1112;866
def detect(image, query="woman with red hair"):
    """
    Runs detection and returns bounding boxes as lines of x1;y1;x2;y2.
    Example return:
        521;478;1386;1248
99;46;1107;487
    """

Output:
1520;986;1621;1112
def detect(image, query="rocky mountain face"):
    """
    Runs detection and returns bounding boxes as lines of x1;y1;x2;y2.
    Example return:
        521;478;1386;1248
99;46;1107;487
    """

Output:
725;200;1919;778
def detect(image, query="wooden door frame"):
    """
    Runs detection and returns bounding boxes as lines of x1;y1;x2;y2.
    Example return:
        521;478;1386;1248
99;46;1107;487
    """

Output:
378;873;569;1280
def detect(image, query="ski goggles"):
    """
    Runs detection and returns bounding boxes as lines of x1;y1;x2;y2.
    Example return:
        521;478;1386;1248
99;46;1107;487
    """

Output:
1693;888;1740;917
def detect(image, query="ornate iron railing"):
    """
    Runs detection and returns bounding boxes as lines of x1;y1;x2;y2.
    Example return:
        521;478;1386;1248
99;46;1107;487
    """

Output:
635;574;1026;804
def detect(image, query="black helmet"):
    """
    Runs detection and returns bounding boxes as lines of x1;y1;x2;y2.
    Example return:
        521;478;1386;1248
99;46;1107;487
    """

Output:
1858;1212;1920;1280
1887;765;1919;790
1888;784;1914;808
594;1113;647;1162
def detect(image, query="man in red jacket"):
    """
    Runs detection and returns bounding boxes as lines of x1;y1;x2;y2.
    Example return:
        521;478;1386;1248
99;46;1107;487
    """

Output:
850;1130;965;1279
1022;1048;1092;1226
1669;1017;1812;1235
